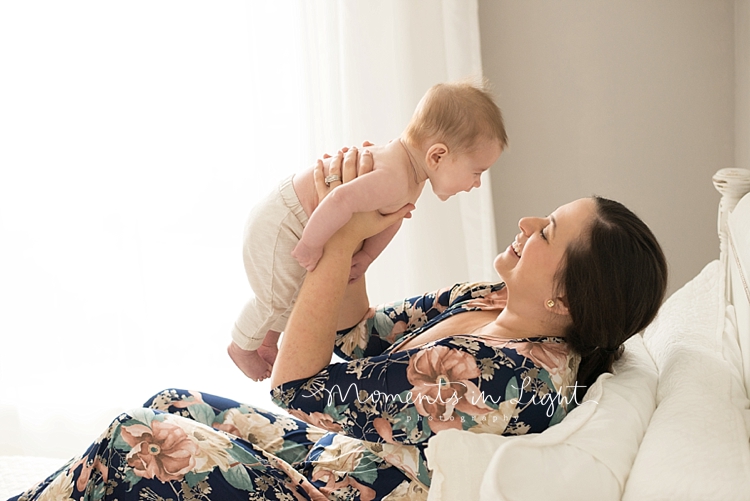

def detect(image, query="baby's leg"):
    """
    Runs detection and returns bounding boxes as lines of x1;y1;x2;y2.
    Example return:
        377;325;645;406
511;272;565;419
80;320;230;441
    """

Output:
258;329;281;367
232;177;307;381
227;340;272;381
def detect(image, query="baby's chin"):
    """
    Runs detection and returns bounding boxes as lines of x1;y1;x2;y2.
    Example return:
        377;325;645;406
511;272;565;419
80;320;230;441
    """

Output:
436;193;451;201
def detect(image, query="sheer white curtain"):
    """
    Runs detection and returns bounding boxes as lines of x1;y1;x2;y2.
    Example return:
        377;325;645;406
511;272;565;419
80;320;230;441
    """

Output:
0;0;496;459
0;1;306;458
298;0;498;305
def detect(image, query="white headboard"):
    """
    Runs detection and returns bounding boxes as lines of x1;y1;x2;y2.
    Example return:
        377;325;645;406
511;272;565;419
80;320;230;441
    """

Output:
713;168;750;395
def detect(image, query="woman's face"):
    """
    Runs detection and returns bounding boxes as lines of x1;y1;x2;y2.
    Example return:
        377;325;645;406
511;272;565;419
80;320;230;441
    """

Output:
494;198;596;304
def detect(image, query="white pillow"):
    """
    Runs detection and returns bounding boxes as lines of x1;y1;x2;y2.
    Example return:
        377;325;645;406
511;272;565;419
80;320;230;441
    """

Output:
425;334;657;501
623;261;750;500
640;261;722;372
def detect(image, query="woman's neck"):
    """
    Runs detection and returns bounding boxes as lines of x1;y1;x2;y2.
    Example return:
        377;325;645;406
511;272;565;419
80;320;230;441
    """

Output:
477;306;567;340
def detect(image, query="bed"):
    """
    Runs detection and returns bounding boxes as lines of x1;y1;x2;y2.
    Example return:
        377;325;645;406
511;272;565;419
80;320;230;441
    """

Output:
2;168;750;500
425;167;750;500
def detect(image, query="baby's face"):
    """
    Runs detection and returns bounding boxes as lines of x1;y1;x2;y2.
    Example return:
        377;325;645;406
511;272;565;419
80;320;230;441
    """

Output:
430;139;502;201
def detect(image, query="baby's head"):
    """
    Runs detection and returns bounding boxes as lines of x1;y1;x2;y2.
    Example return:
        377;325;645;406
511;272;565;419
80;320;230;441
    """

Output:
403;80;507;200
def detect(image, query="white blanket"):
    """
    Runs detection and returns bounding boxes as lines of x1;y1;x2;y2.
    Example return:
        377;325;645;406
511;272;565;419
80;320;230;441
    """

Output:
0;456;65;500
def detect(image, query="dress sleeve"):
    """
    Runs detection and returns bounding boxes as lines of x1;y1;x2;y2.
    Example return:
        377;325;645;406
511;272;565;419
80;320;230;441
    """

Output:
332;285;453;360
332;282;501;361
271;335;569;448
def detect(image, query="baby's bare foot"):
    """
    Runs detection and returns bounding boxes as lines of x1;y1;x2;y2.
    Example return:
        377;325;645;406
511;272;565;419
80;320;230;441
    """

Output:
257;343;278;367
227;342;271;381
258;330;281;368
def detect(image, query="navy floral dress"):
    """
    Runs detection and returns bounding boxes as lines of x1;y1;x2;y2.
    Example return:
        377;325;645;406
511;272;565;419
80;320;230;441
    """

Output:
10;282;579;501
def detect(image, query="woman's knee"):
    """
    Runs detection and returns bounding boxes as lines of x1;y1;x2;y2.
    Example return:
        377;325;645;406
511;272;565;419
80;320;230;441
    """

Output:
142;388;190;410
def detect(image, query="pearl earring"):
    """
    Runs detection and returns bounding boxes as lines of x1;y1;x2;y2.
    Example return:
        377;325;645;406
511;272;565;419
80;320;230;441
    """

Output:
546;299;555;308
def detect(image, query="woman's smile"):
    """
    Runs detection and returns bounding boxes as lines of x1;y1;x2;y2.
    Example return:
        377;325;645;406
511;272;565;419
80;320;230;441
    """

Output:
511;240;522;258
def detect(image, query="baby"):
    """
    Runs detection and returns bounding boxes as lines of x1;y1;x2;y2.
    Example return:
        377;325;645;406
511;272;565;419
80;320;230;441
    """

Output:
228;80;508;381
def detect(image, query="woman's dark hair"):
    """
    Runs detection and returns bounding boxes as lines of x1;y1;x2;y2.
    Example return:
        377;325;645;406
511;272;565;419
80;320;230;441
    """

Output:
557;197;668;403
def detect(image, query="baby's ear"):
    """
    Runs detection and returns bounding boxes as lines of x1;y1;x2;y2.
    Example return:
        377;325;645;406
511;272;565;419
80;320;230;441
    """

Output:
426;143;449;170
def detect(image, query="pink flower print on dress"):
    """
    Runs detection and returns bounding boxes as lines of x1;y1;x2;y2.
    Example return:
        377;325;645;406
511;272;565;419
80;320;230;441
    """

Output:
385;320;408;345
406;345;492;432
72;456;108;493
512;340;571;392
372;417;396;444
121;419;199;482
286;408;344;433
310;435;376;501
213;408;285;452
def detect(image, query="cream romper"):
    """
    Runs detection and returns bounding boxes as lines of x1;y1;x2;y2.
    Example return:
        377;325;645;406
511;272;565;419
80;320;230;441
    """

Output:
232;176;308;350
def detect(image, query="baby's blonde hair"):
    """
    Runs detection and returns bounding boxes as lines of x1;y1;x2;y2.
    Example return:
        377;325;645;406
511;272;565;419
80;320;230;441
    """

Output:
403;79;507;154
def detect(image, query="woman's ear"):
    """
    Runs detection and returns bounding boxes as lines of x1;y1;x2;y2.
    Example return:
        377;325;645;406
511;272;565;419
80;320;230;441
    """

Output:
425;143;449;171
549;296;570;316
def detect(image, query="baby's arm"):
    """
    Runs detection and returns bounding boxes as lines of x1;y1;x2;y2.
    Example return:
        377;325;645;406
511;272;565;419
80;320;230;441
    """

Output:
292;169;409;271
348;219;402;282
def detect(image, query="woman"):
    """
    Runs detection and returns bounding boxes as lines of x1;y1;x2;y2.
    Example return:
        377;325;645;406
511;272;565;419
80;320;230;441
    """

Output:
11;150;667;501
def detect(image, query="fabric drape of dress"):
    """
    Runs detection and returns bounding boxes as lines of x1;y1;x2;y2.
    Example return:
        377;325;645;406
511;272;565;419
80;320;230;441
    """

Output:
10;282;577;500
0;0;497;461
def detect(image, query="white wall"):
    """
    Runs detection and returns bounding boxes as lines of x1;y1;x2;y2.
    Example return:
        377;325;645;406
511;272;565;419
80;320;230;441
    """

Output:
738;0;750;172
478;0;735;295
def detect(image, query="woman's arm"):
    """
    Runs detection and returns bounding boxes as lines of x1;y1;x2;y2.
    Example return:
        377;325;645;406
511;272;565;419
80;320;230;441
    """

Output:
347;219;402;283
270;161;413;388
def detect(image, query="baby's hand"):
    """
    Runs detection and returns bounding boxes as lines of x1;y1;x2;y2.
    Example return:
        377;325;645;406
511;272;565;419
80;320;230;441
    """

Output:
348;250;373;283
292;240;323;272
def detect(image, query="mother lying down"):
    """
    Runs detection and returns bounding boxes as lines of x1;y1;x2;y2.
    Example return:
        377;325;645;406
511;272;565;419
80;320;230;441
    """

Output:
12;150;668;501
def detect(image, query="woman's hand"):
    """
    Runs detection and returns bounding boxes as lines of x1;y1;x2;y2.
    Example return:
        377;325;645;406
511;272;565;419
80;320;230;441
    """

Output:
314;144;373;201
313;151;412;253
291;146;376;271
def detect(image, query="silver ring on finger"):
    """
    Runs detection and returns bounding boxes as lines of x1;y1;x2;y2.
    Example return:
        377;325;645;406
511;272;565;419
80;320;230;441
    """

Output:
324;174;341;187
